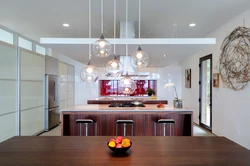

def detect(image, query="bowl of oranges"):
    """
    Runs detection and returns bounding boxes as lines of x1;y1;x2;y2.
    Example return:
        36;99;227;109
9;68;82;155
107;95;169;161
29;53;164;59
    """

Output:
107;136;132;153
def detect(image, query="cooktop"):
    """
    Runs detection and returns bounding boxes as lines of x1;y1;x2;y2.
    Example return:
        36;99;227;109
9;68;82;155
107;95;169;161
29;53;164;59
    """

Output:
109;103;145;107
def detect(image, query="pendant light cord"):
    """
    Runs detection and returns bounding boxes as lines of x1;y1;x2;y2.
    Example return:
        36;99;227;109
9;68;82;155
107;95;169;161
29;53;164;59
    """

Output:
88;0;91;65
126;0;128;73
139;0;141;40
101;0;103;34
114;0;116;55
173;24;176;38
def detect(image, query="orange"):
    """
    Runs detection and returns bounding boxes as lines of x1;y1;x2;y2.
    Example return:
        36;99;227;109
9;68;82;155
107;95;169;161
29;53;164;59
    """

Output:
121;138;131;147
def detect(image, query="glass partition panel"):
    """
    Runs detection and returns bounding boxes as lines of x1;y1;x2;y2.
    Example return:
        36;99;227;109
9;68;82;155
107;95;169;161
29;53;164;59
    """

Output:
20;106;44;135
35;44;46;55
20;49;45;135
0;29;14;45
0;42;17;142
18;37;32;51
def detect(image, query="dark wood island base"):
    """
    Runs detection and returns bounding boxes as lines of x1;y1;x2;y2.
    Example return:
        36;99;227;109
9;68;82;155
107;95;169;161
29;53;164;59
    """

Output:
61;105;193;136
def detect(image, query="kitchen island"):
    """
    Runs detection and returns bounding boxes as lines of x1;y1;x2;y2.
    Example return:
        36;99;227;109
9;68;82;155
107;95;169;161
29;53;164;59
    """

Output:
61;104;193;136
87;99;168;104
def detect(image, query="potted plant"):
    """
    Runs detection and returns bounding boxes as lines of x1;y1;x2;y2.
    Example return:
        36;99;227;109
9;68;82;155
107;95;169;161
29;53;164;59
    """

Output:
164;83;182;108
146;88;155;96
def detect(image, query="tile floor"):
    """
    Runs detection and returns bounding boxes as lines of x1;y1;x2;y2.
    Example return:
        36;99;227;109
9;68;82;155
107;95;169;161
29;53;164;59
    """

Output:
39;123;215;136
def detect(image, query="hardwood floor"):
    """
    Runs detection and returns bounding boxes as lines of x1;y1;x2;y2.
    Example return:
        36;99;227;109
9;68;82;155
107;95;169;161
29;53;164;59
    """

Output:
193;123;215;136
39;123;215;136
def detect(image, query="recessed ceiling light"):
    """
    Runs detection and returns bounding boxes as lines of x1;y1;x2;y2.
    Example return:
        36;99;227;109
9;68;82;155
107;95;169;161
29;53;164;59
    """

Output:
63;23;70;27
163;54;167;57
189;23;196;27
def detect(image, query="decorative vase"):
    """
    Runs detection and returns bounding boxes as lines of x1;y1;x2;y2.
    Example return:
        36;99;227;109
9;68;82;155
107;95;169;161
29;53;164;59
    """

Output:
173;99;183;108
148;92;152;96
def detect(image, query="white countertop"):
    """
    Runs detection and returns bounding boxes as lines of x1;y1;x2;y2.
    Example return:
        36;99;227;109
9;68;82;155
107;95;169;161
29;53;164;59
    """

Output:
61;104;193;112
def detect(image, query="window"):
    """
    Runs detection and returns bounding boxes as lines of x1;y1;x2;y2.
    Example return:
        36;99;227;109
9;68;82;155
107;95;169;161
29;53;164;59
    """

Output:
18;37;32;51
0;28;14;44
36;44;46;55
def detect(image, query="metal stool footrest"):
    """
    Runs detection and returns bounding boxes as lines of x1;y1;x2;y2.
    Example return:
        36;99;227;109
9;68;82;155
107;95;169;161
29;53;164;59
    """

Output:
116;120;134;136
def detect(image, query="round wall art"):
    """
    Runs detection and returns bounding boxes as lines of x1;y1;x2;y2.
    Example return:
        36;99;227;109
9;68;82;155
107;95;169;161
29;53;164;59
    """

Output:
219;26;250;91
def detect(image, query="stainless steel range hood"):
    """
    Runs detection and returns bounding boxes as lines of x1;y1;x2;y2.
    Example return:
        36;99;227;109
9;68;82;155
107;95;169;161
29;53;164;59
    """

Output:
119;21;149;78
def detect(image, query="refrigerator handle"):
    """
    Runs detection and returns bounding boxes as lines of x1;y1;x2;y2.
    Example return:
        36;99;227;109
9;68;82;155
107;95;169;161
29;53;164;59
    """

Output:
54;81;56;102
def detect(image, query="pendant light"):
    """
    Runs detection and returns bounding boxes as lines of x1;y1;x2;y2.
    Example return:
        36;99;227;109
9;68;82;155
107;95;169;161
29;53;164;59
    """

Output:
93;0;111;57
131;0;149;67
105;0;124;77
80;0;98;82
118;0;136;95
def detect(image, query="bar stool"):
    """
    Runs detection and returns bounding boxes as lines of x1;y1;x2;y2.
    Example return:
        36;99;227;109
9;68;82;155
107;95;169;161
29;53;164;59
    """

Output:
154;119;175;136
76;119;97;136
116;120;134;136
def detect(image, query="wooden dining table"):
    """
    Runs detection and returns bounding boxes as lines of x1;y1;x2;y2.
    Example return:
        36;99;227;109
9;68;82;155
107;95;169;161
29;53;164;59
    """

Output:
0;136;249;166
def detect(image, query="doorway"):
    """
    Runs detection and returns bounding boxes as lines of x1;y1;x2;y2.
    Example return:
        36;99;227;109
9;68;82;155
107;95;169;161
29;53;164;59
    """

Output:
199;54;212;131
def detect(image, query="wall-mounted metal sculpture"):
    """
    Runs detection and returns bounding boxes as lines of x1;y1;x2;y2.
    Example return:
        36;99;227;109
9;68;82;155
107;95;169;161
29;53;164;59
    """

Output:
219;26;250;91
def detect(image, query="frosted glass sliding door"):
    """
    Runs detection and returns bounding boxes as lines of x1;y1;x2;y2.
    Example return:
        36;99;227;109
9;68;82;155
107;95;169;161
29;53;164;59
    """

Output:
0;41;17;142
20;49;45;135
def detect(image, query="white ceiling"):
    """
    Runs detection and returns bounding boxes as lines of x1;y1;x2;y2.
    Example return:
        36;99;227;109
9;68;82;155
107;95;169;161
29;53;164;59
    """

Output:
1;0;250;67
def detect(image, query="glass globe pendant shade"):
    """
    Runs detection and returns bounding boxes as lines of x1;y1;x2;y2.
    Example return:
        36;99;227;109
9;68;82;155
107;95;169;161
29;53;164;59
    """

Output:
131;46;149;67
105;59;124;77
80;65;98;82
118;74;136;94
93;34;111;57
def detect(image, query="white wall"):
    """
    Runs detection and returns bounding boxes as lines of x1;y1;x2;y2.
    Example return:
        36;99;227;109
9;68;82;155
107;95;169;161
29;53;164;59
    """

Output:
157;66;182;105
180;9;250;149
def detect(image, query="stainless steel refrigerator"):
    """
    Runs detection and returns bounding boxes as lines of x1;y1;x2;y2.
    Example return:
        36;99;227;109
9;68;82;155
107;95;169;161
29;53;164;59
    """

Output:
45;74;60;131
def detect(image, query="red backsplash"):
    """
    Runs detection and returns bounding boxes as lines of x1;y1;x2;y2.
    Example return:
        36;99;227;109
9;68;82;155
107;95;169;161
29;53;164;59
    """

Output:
99;80;157;96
